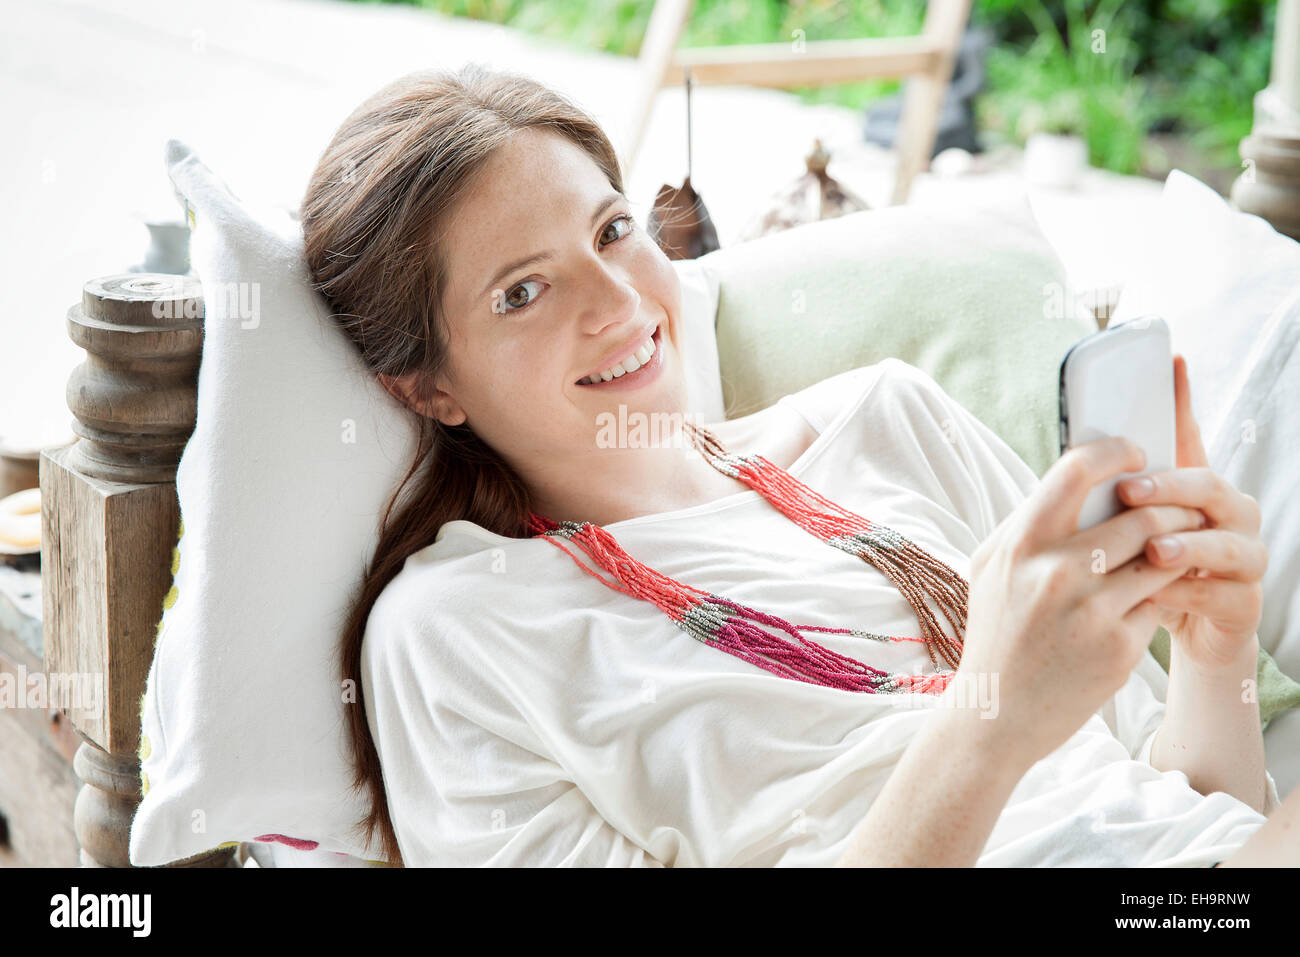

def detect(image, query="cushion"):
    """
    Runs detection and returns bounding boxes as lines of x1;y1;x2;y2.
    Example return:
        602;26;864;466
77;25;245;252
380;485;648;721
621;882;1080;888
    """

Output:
131;140;723;867
1206;294;1300;686
698;197;1097;479
132;141;416;866
1110;169;1300;445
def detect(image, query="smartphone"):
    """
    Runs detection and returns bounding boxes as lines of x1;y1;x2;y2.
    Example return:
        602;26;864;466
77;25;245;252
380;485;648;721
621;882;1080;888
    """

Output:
1058;316;1176;532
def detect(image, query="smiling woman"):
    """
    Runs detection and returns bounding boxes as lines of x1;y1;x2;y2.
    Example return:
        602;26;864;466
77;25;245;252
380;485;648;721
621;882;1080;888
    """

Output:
367;123;749;529
299;63;1286;871
301;63;759;865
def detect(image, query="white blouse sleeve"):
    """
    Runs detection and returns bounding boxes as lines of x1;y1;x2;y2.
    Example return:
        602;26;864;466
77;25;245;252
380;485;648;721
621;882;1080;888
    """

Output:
361;604;667;867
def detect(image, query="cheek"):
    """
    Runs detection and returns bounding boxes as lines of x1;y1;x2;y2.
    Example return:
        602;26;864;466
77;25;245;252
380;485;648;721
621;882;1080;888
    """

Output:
448;332;529;411
631;241;682;319
491;335;574;415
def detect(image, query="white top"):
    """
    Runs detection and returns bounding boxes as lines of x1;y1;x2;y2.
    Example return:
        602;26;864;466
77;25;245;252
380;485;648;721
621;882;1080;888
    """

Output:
362;358;1279;867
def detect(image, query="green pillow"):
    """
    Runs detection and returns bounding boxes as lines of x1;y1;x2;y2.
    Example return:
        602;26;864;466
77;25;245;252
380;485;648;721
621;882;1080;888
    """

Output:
701;197;1094;478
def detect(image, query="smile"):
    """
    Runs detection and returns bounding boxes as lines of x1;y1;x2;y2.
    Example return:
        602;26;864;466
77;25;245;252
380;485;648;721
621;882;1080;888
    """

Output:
574;324;665;391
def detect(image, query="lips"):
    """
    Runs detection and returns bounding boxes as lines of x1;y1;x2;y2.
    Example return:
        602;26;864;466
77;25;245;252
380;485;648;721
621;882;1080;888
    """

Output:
574;323;661;386
574;325;665;391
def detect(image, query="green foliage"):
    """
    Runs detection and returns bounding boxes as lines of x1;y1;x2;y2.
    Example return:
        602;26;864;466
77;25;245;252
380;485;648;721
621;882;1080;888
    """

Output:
392;0;924;102
978;0;1275;172
349;0;1277;177
979;0;1159;174
1139;0;1276;168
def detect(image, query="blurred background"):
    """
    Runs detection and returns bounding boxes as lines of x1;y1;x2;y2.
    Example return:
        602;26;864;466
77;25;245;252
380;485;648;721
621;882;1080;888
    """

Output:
380;0;1274;185
0;0;1284;478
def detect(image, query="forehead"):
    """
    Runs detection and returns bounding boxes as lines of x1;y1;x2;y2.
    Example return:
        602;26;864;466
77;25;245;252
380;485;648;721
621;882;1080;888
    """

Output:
442;128;613;269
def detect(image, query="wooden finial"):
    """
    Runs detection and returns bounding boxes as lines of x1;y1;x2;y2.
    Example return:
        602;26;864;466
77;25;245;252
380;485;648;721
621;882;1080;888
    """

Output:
62;275;204;485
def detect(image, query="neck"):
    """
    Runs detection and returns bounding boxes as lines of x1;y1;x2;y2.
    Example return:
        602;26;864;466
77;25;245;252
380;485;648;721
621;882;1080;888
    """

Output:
524;429;748;528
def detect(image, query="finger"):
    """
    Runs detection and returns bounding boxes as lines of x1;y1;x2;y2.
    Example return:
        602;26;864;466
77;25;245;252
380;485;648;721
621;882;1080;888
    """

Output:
1121;595;1164;650
1143;528;1268;582
1095;550;1198;619
1064;503;1206;573
1115;466;1259;534
1173;354;1210;470
1148;576;1262;623
1030;436;1146;550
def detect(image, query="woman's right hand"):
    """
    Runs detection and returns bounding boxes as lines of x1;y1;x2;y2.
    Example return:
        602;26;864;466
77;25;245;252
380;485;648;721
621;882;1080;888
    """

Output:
953;435;1208;769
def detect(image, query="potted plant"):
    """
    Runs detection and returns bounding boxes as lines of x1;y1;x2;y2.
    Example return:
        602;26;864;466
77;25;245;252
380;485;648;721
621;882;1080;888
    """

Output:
981;0;1154;182
1020;91;1089;188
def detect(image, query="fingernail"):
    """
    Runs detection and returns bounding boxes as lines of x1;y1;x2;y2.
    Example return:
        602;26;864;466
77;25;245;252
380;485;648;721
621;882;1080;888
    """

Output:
1152;536;1183;560
1124;477;1154;500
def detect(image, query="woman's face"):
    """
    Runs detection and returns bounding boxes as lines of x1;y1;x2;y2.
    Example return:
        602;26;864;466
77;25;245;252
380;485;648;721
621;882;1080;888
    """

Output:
421;126;689;471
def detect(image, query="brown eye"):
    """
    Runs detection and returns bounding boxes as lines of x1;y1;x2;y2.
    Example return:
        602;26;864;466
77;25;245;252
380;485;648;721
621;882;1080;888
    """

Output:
502;279;543;314
600;214;634;247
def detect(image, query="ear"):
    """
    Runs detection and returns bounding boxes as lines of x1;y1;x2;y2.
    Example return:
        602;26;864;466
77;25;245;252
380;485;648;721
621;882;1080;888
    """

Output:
377;370;467;427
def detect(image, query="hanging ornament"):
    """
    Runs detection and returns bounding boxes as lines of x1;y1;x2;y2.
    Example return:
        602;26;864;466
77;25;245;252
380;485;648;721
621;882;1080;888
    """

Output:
736;138;871;243
647;67;720;261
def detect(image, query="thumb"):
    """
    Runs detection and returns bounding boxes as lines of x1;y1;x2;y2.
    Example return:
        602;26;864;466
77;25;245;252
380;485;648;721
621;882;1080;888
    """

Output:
1174;354;1209;469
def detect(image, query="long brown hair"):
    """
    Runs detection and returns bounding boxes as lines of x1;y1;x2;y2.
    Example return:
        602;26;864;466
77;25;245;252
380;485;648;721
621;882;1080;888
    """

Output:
300;63;625;867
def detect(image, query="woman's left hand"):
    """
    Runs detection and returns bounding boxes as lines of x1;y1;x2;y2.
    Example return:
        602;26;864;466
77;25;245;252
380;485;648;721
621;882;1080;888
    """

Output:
1115;354;1269;670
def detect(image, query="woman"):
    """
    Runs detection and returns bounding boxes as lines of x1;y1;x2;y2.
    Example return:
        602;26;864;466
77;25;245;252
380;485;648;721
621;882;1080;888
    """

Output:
300;63;1292;868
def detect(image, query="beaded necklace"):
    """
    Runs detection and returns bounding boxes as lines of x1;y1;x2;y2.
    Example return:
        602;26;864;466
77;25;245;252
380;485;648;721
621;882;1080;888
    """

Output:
527;421;969;696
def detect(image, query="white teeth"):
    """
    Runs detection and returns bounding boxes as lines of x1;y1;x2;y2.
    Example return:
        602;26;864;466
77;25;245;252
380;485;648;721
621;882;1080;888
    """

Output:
579;331;657;385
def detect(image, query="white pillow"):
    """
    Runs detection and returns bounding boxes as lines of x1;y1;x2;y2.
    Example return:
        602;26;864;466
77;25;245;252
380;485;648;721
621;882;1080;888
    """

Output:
1110;170;1300;445
673;257;725;422
1206;289;1300;675
131;140;722;866
1211;294;1300;800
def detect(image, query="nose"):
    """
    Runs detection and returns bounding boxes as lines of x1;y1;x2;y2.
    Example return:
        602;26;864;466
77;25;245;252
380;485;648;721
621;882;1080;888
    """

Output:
577;256;641;336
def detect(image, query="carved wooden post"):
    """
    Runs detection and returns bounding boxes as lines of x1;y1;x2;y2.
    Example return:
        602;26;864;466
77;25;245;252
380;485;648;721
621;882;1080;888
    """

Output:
1230;0;1300;239
40;274;235;867
1233;130;1300;241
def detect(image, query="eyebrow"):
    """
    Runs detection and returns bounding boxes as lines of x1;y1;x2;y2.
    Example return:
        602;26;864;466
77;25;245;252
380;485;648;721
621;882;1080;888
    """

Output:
479;192;624;300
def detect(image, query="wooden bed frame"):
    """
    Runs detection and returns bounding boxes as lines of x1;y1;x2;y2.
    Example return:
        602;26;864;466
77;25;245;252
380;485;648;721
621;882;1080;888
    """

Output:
10;8;1300;865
